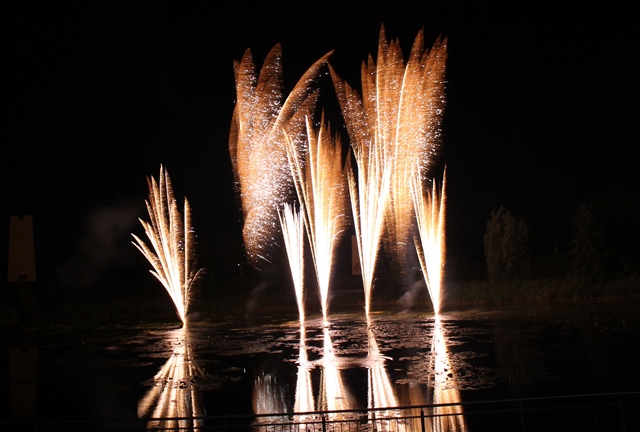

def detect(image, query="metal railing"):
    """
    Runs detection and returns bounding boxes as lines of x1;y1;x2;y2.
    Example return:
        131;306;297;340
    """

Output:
2;391;638;431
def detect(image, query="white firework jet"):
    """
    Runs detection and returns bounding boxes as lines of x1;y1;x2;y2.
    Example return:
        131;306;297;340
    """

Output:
131;165;204;326
411;167;446;314
285;114;348;323
278;202;306;324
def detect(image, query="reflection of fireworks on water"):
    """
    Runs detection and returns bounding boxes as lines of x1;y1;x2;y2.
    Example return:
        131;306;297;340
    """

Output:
330;25;447;316
253;371;289;423
428;316;467;431
131;165;204;326
366;317;404;431
318;326;355;418
293;325;317;424
138;327;205;430
286;116;348;323
229;43;332;269
412;169;446;314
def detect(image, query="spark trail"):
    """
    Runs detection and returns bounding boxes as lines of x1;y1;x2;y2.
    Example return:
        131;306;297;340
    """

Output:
285;115;348;323
278;203;306;323
229;44;332;269
131;165;204;327
330;25;447;316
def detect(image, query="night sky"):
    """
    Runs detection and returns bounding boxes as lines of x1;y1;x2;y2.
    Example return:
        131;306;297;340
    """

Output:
4;2;638;299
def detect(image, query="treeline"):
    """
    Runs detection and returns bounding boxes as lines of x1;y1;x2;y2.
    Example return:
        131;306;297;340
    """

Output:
467;182;640;305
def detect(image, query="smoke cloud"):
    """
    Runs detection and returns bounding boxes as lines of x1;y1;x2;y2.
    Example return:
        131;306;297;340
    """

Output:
55;197;144;291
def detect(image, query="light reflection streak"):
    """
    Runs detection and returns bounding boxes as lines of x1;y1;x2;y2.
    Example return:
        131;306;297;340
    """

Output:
131;165;204;326
318;325;354;420
427;316;467;432
248;316;467;431
366;316;404;431
293;325;317;425
137;327;204;431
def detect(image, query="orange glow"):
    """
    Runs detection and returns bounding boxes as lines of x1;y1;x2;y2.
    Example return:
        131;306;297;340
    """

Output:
229;44;332;268
330;25;448;316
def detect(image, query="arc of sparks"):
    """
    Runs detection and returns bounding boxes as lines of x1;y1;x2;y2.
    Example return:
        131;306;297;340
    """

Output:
366;316;399;423
131;165;204;326
229;44;333;269
411;167;446;315
429;316;467;431
285;115;348;323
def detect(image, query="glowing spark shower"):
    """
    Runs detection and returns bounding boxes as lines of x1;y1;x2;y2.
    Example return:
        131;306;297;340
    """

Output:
131;165;204;326
229;44;332;269
412;169;447;314
285;115;348;323
330;25;447;316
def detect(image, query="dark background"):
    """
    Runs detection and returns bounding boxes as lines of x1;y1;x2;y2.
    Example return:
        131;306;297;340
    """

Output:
4;2;638;303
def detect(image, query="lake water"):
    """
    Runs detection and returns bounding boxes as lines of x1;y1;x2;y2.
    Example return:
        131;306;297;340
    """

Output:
2;302;639;428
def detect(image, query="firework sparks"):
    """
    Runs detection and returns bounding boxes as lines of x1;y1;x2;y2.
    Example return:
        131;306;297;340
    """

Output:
229;44;332;269
278;202;306;323
411;168;446;314
137;328;205;430
285;115;348;323
330;25;447;316
381;27;447;274
429;316;467;431
131;165;204;326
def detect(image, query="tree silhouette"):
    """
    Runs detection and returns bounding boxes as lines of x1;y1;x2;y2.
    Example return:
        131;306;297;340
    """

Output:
567;203;610;283
484;205;529;283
